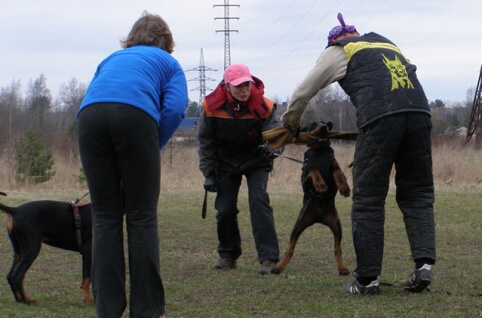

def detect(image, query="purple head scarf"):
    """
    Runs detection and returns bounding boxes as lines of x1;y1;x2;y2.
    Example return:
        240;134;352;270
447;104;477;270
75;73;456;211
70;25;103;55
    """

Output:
327;13;357;45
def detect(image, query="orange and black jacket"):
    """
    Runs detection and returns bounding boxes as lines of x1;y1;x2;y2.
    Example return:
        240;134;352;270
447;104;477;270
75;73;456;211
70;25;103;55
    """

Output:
198;77;281;178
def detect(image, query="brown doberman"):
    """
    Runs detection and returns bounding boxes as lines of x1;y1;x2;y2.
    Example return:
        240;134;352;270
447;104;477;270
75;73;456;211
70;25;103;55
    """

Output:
273;121;351;275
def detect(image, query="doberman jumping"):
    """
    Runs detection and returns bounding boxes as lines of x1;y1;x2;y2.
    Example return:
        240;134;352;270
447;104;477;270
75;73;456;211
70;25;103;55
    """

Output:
273;121;351;275
0;192;93;305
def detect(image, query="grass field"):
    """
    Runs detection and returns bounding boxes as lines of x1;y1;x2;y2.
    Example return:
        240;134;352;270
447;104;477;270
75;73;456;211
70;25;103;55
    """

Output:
0;143;481;317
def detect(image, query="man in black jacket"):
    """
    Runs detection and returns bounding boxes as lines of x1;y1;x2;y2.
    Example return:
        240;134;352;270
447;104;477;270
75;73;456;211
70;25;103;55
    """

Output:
280;13;436;295
198;63;283;275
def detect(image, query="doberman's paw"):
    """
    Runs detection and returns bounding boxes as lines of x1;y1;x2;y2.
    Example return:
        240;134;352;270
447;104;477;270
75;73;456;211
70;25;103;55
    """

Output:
271;264;283;275
338;267;350;275
24;299;38;306
84;296;94;305
339;186;351;197
310;170;328;193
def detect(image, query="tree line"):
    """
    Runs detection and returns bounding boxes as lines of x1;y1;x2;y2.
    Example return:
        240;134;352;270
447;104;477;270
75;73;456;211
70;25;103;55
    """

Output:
0;74;475;183
186;83;475;136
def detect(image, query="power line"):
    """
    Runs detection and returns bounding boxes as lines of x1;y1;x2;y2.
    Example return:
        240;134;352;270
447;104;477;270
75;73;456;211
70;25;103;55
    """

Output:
466;65;482;146
185;48;217;106
214;0;239;69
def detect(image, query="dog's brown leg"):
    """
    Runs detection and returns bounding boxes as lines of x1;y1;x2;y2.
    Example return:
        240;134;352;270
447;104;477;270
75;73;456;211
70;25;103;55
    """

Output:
12;278;39;305
320;207;349;275
7;235;38;305
10;268;38;305
274;197;317;274
333;228;349;275
8;249;23;303
273;244;295;274
22;292;38;305
309;169;328;193
7;236;41;305
334;239;350;275
331;159;350;197
81;277;94;305
13;290;38;305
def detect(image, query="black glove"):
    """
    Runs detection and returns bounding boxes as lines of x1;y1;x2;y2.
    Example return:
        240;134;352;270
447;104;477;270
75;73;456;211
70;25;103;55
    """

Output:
203;176;217;192
259;144;284;159
273;145;284;157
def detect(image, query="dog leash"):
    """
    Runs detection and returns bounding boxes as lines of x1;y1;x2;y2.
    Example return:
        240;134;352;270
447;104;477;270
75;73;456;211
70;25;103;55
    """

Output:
202;150;305;218
71;191;90;205
202;190;208;219
272;153;304;164
201;147;262;219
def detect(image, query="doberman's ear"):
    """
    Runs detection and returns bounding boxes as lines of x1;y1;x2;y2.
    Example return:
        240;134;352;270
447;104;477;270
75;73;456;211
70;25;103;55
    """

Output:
0;192;6;196
316;120;333;133
326;121;333;131
304;120;333;135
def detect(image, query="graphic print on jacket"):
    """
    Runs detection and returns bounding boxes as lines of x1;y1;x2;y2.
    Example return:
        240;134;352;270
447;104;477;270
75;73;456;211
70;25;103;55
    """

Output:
381;53;414;90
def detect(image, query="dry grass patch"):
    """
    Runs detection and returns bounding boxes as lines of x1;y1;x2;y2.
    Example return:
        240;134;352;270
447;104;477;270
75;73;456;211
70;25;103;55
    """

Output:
0;141;481;317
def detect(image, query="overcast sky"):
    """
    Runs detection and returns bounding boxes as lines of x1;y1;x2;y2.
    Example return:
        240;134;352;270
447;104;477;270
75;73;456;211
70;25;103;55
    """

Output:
1;0;481;106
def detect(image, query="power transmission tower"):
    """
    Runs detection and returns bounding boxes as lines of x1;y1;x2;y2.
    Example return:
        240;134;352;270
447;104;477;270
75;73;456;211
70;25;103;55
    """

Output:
186;48;217;106
465;65;482;147
214;0;239;70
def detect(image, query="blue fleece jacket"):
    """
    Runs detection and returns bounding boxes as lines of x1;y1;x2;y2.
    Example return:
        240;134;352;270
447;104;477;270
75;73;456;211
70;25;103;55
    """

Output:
77;45;188;148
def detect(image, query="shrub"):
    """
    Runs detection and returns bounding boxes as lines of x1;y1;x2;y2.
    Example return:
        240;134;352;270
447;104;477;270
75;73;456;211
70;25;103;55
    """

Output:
15;129;56;184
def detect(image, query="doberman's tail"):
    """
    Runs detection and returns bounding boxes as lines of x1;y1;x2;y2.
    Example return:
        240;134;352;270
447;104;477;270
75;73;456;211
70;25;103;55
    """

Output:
0;193;16;231
0;192;16;215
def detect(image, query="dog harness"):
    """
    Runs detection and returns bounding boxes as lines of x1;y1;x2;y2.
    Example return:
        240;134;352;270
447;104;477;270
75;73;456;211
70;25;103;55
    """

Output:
69;201;92;253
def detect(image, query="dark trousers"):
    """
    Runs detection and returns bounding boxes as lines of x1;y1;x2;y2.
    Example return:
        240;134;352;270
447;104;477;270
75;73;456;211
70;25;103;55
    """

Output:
351;112;436;278
214;168;280;263
78;103;165;318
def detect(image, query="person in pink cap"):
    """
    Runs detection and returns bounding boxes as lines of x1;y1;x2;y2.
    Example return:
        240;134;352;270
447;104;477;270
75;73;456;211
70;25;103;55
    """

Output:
280;13;436;295
197;63;283;274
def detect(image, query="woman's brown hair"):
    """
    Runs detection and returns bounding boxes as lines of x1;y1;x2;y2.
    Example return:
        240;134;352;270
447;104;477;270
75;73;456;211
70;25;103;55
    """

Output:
120;11;175;53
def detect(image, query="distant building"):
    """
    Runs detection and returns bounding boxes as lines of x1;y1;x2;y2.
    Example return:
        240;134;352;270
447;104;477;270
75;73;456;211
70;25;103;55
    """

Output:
177;117;198;131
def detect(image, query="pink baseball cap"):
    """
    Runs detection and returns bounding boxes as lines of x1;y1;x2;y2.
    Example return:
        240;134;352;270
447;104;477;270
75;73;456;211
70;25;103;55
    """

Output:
223;63;255;86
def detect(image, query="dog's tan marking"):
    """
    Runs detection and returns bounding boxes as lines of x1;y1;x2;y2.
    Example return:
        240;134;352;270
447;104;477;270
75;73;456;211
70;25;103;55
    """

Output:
309;170;328;193
81;277;94;305
330;160;351;197
6;214;13;232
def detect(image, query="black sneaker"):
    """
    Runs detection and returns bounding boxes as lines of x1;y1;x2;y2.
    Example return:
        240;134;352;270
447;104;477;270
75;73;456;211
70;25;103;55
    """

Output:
214;258;236;270
403;264;432;292
257;260;277;275
344;279;381;295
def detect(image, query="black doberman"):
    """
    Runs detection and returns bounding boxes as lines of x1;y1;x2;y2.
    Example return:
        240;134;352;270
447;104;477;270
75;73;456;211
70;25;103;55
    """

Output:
273;121;351;275
0;192;93;305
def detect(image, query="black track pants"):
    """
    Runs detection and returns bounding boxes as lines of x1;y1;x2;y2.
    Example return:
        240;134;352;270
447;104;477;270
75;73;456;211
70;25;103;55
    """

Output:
214;168;280;263
351;112;436;278
78;103;165;318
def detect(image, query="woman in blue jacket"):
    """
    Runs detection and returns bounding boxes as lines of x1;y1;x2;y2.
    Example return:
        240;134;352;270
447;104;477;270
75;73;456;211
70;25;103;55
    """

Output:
77;11;187;318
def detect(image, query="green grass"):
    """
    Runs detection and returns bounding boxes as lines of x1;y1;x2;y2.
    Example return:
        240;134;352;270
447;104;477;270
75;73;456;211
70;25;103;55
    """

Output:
0;189;481;317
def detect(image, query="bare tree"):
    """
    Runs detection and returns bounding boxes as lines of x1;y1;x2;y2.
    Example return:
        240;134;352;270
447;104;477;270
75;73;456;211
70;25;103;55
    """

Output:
0;80;23;147
55;78;86;159
301;84;356;132
26;74;52;135
58;78;87;113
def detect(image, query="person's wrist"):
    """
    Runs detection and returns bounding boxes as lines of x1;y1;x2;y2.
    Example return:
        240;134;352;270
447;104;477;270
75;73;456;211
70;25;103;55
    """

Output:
283;123;300;138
